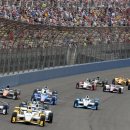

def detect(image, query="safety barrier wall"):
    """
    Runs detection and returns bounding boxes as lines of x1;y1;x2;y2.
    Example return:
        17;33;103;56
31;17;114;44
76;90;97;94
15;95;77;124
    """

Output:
0;58;130;88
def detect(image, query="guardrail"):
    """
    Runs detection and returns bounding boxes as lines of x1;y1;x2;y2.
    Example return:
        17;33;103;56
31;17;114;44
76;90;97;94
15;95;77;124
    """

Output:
0;58;130;87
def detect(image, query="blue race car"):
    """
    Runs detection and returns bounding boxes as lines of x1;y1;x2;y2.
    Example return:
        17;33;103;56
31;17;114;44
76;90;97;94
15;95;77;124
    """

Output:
31;90;57;105
73;95;99;110
0;101;9;114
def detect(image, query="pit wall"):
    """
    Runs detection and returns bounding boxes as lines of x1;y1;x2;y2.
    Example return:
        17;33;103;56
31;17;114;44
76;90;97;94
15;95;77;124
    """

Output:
0;59;130;87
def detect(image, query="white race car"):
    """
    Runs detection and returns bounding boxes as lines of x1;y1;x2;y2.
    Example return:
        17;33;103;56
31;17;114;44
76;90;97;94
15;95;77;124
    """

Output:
19;101;53;123
11;106;46;126
74;95;99;110
103;84;124;93
76;79;97;90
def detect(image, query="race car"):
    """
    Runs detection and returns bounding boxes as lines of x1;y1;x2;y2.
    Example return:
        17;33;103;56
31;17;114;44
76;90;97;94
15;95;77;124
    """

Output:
103;84;124;93
112;75;130;85
0;101;9;115
73;95;99;110
0;87;21;100
89;77;108;87
33;85;57;96
11;106;46;127
19;101;53;123
76;79;97;90
31;90;57;105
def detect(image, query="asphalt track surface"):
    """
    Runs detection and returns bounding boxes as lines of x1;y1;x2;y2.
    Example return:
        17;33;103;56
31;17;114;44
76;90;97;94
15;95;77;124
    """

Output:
0;67;130;130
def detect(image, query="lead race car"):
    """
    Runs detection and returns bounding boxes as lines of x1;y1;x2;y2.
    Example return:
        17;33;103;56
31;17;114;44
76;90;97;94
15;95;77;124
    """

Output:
11;106;46;127
0;87;21;100
76;79;97;90
103;84;124;94
112;75;130;86
0;101;9;115
73;95;99;110
19;101;53;123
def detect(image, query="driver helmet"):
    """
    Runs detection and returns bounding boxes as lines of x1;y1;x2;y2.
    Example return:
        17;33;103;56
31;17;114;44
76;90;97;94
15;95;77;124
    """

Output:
45;84;48;89
86;95;89;100
33;101;37;104
43;90;47;95
86;78;89;82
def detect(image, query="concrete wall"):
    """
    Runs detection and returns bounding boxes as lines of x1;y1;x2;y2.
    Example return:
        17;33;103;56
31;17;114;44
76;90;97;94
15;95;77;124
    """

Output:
0;58;130;87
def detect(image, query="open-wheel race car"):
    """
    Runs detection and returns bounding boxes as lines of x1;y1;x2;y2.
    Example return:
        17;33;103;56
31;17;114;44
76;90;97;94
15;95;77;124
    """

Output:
73;95;99;110
19;101;53;123
112;75;130;86
103;84;124;94
0;101;9;115
31;88;57;105
0;87;21;100
76;79;97;90
11;106;46;127
33;85;57;96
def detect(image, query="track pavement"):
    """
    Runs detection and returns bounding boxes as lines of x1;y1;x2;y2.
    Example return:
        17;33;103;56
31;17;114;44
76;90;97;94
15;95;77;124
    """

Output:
0;67;130;130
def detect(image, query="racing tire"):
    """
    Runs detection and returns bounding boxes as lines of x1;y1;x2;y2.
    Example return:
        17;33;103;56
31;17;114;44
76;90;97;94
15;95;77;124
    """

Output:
128;84;130;90
76;83;79;89
31;95;35;101
126;80;128;86
33;89;37;95
102;81;105;87
52;97;55;105
91;85;95;90
74;100;78;108
112;79;115;84
3;105;8;115
103;86;106;92
13;92;17;100
40;115;45;127
48;113;53;123
95;102;98;110
11;112;17;123
52;90;57;95
118;88;122;94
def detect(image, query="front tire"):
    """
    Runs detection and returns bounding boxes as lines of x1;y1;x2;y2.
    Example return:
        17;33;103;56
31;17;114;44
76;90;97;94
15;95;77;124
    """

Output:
40;115;45;127
74;100;78;108
3;105;8;115
52;97;55;105
11;112;17;123
48;113;53;123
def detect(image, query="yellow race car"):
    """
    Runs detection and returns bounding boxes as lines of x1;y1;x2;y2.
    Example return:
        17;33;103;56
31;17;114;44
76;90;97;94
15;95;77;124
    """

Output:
112;75;130;86
11;106;46;127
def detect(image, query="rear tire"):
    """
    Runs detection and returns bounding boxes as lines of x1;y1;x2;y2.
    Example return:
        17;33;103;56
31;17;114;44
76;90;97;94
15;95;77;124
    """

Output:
112;79;115;84
48;113;53;123
76;83;79;89
13;92;17;100
33;89;37;95
40;115;45;127
11;112;17;123
126;80;128;86
3;105;8;115
52;97;55;105
95;102;98;110
103;86;106;92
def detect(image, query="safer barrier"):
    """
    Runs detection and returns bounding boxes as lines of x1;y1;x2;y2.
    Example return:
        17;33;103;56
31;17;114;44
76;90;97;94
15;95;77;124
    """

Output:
0;58;130;87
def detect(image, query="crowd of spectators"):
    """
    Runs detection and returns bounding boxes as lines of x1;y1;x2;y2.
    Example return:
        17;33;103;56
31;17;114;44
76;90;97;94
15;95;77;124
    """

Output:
0;1;130;27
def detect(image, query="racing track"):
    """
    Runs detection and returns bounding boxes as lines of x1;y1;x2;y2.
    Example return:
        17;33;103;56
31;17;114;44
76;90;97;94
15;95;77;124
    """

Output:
0;67;130;130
